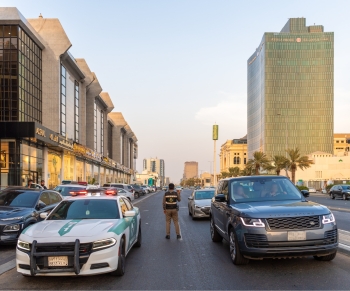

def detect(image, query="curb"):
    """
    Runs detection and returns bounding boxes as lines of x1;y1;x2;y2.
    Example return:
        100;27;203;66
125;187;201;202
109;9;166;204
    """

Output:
0;259;16;276
338;243;350;256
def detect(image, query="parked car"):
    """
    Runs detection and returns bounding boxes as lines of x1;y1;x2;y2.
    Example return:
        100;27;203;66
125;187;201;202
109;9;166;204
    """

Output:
308;187;317;193
329;185;350;200
210;176;338;265
102;183;137;197
131;184;145;198
141;185;149;194
16;195;141;276
100;187;135;201
162;186;168;191
188;189;215;219
53;184;98;199
0;187;63;244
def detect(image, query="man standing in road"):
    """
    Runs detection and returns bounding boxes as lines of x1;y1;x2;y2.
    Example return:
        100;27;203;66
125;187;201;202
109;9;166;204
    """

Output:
163;183;181;239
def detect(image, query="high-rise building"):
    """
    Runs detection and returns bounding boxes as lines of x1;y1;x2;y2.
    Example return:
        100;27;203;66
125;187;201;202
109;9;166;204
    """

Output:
247;18;334;158
143;158;165;185
183;161;198;179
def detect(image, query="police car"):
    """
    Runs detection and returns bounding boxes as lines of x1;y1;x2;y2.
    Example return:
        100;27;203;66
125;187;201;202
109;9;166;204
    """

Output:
16;195;141;276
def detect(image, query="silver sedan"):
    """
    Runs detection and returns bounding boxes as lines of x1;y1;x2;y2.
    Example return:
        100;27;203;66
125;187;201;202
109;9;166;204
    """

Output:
188;189;215;220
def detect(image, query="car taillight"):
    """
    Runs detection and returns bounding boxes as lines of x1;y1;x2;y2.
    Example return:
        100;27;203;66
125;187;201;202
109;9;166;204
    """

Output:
69;191;87;196
105;190;116;195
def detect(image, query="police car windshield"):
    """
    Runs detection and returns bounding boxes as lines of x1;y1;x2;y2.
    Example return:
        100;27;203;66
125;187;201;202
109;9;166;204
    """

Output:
47;199;120;220
195;191;214;200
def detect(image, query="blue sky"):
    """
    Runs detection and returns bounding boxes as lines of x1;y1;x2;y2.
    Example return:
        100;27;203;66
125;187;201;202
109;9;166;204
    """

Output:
3;0;350;182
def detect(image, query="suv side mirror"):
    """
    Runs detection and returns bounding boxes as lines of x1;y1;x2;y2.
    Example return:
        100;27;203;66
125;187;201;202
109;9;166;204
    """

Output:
36;201;46;210
215;194;226;202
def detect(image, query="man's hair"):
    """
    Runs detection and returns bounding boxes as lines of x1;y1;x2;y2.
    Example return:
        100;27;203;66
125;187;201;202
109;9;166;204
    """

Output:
28;179;33;183
169;183;175;190
41;180;45;183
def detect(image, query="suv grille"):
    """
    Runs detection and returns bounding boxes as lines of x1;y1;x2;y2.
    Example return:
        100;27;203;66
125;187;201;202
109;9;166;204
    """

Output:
245;234;268;248
266;216;320;230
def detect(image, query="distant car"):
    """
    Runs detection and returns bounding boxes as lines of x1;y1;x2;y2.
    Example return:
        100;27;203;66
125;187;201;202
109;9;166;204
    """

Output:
102;183;137;197
308;187;317;193
16;195;141;276
211;176;338;264
162;186;168;191
0;187;63;244
329;185;350;200
188;189;215;219
176;186;182;192
54;184;97;199
131;184;145;198
141;185;149;194
29;183;43;189
100;187;135;201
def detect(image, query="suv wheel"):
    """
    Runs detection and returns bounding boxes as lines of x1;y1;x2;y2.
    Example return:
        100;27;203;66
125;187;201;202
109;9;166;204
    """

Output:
331;193;335;199
314;252;336;261
229;230;249;265
210;217;222;242
343;194;347;200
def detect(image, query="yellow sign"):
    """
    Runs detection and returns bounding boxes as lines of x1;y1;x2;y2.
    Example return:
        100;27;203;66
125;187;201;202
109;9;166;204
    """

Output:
213;125;218;140
36;128;46;137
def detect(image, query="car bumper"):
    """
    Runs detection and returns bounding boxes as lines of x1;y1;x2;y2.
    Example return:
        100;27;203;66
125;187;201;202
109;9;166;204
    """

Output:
16;242;120;276
237;225;338;259
193;207;210;218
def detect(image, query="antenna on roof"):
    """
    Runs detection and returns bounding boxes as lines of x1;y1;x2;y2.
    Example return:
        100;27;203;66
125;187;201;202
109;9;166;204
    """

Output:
39;13;43;18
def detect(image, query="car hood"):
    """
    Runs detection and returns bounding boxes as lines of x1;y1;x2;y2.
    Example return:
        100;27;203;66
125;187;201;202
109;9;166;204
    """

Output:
231;200;329;218
21;219;122;238
194;199;212;207
0;206;33;220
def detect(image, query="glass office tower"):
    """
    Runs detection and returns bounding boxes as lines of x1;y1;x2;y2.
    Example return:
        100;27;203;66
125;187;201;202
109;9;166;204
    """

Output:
247;18;334;158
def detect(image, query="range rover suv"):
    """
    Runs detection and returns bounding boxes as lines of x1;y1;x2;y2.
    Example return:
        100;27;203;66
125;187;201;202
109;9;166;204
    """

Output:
210;176;338;265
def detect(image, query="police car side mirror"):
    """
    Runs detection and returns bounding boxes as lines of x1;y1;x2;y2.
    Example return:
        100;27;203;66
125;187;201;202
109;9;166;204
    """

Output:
40;212;48;219
124;210;136;217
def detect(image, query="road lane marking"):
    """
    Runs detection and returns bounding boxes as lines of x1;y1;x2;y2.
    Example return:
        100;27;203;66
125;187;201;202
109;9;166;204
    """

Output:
133;191;160;205
0;259;15;275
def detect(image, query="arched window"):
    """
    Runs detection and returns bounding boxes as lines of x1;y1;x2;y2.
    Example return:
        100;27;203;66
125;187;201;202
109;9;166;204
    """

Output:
237;157;241;164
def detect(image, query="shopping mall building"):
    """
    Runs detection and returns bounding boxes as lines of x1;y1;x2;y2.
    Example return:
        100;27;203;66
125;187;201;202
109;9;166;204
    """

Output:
0;8;138;189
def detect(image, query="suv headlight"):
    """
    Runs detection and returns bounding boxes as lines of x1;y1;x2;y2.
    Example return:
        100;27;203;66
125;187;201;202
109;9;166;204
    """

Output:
92;238;117;251
17;240;31;251
322;213;335;224
3;224;20;232
240;217;265;227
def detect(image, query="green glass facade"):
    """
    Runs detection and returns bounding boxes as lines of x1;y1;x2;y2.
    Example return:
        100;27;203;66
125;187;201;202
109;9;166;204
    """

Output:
247;18;334;158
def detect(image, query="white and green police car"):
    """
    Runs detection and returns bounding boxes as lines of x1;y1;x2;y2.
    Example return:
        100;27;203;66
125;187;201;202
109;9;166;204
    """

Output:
16;195;141;276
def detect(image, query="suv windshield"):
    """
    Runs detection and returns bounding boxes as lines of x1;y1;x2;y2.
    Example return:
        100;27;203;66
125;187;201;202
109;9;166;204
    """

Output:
47;199;120;220
341;185;350;190
230;177;302;203
54;186;86;197
0;190;39;208
195;191;214;200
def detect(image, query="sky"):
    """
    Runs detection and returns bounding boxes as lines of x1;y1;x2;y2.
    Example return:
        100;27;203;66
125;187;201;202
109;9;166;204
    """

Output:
3;0;350;183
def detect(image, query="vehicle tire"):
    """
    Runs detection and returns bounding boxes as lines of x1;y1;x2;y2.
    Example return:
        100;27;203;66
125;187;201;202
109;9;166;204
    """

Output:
127;197;131;202
313;252;337;261
191;208;196;220
111;237;126;276
229;229;249;265
188;207;191;216
210;217;222;242
134;224;142;248
343;194;347;200
331;193;335;199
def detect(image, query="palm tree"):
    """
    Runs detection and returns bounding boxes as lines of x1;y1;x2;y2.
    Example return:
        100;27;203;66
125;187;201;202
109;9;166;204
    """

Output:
246;151;272;175
240;165;252;176
228;167;240;177
285;148;313;184
271;155;288;176
221;171;229;178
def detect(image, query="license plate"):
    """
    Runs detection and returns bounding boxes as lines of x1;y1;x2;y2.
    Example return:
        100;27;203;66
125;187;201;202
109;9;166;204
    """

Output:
288;231;306;241
48;256;68;266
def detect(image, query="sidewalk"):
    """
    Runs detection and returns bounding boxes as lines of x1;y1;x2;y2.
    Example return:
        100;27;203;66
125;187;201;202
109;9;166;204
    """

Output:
339;229;350;256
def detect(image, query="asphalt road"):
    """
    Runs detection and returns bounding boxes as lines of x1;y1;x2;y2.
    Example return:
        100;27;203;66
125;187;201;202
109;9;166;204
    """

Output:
1;189;350;290
307;192;350;232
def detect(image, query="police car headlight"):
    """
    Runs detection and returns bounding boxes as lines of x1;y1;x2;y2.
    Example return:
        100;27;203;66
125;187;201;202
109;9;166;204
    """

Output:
17;240;31;251
3;224;20;232
92;238;117;251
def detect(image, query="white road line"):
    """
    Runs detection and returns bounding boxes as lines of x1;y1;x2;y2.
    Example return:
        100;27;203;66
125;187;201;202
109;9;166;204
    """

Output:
0;259;16;275
133;191;160;205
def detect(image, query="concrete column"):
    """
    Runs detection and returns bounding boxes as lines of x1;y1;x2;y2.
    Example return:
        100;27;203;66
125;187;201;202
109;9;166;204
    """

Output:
43;147;49;183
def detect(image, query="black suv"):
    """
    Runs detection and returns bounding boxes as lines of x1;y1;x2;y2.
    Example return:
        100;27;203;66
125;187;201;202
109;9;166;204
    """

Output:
329;185;350;200
210;176;338;265
0;187;63;244
132;184;145;198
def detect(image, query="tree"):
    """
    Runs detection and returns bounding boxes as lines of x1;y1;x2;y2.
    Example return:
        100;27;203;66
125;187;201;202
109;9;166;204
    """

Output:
228;167;240;177
246;151;272;175
271;155;288;176
221;171;229;179
285;148;313;184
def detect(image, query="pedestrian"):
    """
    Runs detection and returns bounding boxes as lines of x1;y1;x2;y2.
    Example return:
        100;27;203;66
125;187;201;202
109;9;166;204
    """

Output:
163;183;181;239
40;180;47;189
27;179;33;188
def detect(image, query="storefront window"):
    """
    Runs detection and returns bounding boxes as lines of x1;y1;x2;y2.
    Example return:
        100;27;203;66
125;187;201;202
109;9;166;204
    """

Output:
105;168;110;183
100;166;105;185
93;164;99;184
86;162;93;184
63;153;74;180
48;151;62;189
21;142;43;186
76;159;84;182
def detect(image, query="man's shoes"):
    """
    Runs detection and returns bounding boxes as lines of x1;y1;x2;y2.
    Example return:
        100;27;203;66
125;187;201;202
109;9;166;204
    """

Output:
165;235;170;239
177;235;181;239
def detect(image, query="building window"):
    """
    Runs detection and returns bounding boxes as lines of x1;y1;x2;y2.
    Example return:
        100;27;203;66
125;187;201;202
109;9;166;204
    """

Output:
60;65;66;135
74;81;79;142
237;157;241;164
108;122;113;158
120;131;124;164
94;103;97;151
244;158;247;164
101;110;104;154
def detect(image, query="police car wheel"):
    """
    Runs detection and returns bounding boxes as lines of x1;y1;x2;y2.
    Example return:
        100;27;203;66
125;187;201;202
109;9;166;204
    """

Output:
134;224;142;248
111;238;126;276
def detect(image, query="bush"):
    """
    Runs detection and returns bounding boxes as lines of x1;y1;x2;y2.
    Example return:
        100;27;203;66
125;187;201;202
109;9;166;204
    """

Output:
326;184;334;192
296;185;309;191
